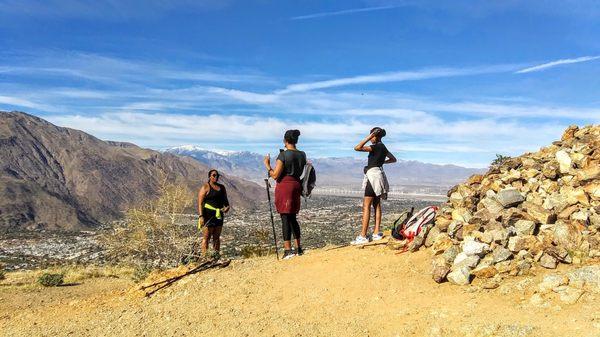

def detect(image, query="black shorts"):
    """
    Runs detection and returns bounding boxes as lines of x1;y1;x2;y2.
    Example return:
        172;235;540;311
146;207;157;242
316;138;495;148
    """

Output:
364;181;377;197
204;217;223;228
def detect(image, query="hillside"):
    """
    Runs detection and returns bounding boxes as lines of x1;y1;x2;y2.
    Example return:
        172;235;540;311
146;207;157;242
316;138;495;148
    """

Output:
0;111;263;232
166;145;483;188
1;246;598;337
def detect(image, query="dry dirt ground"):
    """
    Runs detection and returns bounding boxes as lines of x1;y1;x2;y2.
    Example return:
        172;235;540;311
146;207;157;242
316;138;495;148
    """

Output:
1;244;599;337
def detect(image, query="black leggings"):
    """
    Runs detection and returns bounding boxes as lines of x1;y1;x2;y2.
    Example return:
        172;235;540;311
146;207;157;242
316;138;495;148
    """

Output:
280;213;301;241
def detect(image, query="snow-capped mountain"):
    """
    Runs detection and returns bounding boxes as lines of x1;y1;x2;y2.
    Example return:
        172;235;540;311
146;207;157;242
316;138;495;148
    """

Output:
166;146;484;189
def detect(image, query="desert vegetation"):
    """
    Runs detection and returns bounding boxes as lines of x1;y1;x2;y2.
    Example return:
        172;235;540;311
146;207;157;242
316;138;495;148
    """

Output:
100;180;199;270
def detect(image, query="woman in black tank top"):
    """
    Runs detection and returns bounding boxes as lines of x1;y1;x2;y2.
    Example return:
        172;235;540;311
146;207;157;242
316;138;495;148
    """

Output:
198;169;230;257
352;127;396;245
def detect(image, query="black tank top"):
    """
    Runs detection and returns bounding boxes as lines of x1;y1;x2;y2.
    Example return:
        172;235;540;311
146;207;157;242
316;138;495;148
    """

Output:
202;183;229;218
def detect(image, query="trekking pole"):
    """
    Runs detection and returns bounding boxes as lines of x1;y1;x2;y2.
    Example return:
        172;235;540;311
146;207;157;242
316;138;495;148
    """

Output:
264;174;279;260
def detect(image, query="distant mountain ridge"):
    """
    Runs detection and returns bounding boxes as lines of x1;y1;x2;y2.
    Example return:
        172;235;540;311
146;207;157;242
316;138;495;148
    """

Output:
166;145;483;189
0;111;262;231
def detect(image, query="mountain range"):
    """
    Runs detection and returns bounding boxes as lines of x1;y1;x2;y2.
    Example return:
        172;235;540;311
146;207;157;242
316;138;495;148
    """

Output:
0;111;262;232
166;146;483;189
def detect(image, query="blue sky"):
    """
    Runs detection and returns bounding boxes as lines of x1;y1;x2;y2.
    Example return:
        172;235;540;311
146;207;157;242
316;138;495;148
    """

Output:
1;0;599;167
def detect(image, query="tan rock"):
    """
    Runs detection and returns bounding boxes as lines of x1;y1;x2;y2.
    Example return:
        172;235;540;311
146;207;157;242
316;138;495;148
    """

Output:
525;202;557;224
434;216;452;232
553;221;583;250
432;263;450;284
561;125;578;141
571;210;590;223
543;193;569;212
570;152;586;166
555;150;573;174
479;197;504;215
471;265;498;279
449;191;464;207
467;174;483;185
451;208;472;223
425;226;441;248
462;223;482;236
561;186;589;206
558;205;579;220
584;183;600;201
542;161;559;180
431;234;453;255
539;253;558;269
507;235;539;252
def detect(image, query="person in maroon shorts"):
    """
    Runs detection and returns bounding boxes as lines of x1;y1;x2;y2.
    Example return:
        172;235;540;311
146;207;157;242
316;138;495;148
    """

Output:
263;129;307;259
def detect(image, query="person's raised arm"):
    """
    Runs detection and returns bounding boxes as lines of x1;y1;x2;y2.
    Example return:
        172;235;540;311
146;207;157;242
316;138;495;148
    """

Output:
354;132;376;152
385;150;397;164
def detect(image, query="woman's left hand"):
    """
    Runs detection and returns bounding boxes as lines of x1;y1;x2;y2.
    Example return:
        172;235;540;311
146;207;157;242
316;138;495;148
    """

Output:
263;154;271;167
222;206;230;213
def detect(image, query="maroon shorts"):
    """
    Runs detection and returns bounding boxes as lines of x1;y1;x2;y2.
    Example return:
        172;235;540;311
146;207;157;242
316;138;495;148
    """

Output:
274;175;302;214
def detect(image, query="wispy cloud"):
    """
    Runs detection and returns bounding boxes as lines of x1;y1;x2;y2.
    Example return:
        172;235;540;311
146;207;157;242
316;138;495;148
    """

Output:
290;5;403;21
0;95;58;111
0;51;271;87
515;55;600;73
276;64;519;94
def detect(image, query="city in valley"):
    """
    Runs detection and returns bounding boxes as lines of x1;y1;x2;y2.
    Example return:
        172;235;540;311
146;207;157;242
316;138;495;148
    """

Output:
0;194;435;270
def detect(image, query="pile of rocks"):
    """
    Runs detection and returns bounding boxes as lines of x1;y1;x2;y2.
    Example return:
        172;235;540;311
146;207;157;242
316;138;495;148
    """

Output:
420;125;600;286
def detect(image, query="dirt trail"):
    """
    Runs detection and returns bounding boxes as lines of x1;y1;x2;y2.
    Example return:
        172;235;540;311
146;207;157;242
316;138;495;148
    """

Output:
1;245;599;337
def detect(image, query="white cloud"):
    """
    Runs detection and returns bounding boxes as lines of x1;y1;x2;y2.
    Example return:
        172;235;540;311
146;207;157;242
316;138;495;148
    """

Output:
290;5;404;20
43;111;565;165
516;55;600;73
276;64;519;94
0;95;58;111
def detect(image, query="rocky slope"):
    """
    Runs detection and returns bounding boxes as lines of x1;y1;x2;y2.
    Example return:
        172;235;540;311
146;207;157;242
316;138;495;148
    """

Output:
407;124;599;290
0;111;262;232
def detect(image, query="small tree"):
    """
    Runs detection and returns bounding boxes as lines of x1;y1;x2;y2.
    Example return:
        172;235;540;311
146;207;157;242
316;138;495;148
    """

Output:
101;180;198;269
491;154;511;167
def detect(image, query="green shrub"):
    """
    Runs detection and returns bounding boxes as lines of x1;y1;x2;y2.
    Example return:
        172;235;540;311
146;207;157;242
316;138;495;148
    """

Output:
38;273;65;287
491;154;511;167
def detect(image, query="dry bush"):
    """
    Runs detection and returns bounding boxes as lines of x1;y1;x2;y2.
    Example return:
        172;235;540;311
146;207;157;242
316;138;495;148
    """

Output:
241;227;275;258
101;180;199;269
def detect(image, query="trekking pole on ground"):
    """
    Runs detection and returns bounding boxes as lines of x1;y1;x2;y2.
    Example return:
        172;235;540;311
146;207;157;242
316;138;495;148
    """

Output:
264;175;279;260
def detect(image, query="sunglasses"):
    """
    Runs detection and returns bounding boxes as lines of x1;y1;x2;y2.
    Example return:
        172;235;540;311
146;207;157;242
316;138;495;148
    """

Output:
210;173;219;177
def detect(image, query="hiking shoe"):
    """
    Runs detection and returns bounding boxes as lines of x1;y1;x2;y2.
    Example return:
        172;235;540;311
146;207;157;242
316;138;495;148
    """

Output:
282;250;295;260
351;235;369;245
372;232;384;241
296;247;304;256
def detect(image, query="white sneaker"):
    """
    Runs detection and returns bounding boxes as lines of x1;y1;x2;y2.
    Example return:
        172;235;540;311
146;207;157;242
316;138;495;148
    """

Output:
351;235;369;245
372;232;384;241
282;250;295;260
